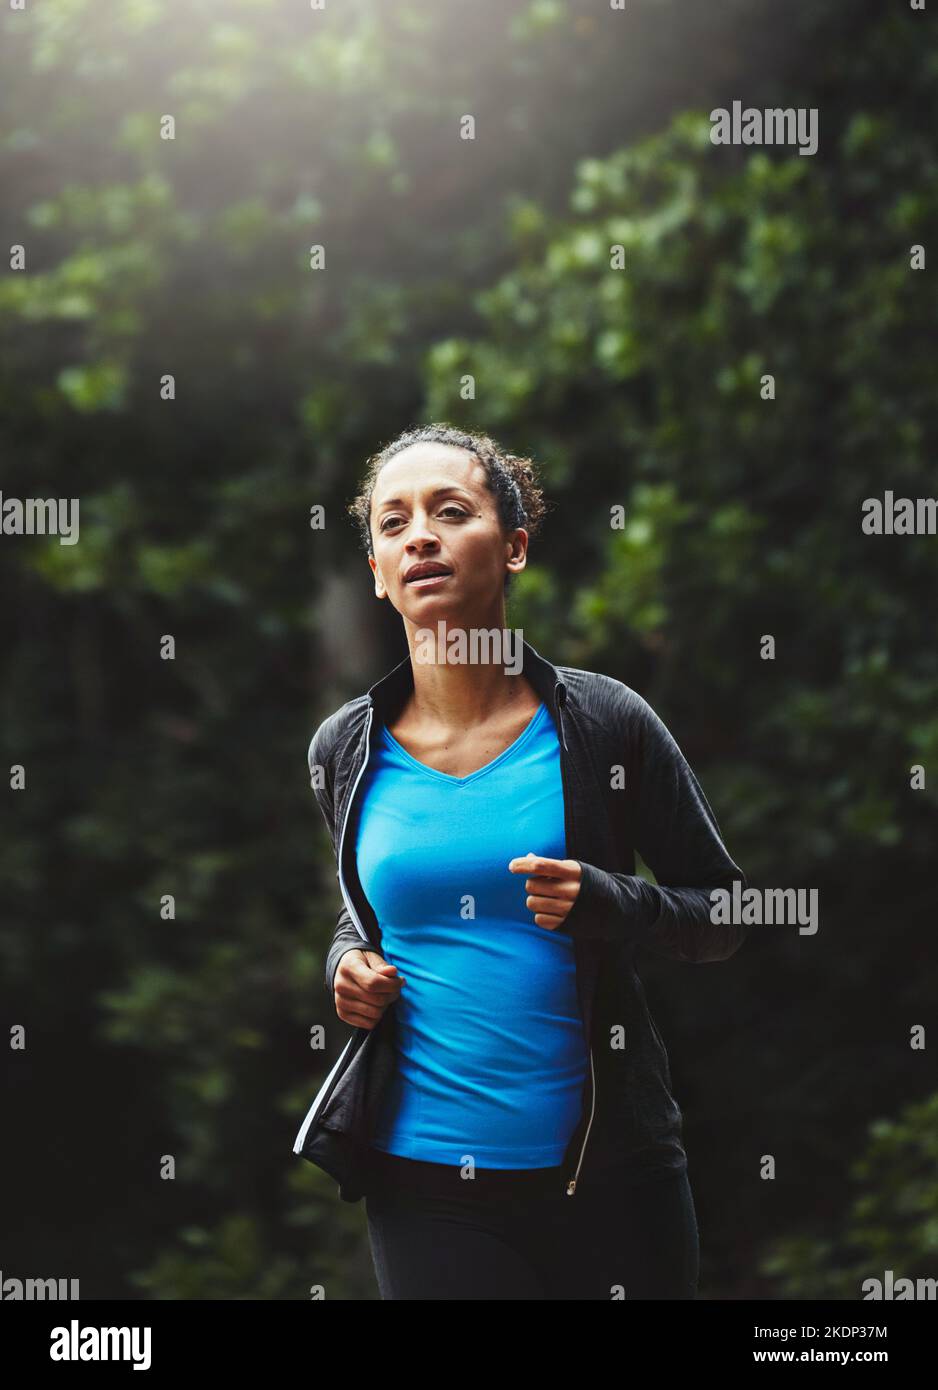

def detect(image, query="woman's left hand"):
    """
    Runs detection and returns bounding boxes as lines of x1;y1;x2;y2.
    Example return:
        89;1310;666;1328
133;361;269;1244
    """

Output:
508;853;583;930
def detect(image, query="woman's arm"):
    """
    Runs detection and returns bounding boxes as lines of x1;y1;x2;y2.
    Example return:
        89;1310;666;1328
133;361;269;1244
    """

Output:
324;900;369;997
563;685;748;963
306;715;388;1003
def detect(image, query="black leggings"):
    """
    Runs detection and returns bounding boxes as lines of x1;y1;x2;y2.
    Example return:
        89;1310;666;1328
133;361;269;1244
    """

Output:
364;1149;699;1300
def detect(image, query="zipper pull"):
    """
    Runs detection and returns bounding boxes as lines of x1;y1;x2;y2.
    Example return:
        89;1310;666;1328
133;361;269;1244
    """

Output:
565;1178;577;1196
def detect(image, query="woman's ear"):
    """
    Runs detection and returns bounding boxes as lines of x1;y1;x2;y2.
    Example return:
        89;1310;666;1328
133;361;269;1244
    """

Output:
505;533;528;575
368;553;387;599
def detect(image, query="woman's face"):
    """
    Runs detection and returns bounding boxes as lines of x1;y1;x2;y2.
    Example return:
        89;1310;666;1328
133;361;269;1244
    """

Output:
367;442;527;625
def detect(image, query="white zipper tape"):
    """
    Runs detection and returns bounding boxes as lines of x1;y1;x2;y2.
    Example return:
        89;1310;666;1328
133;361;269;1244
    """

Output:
292;1034;357;1153
294;706;376;1155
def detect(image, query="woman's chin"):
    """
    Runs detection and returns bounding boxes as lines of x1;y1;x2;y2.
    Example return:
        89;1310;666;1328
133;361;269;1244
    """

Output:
400;591;461;620
405;597;464;625
401;597;493;633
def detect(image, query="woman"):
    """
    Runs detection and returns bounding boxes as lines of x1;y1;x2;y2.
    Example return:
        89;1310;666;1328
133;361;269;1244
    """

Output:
294;422;749;1300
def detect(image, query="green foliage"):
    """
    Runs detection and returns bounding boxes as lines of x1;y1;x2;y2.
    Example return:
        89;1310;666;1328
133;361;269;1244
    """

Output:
762;1093;938;1300
1;0;933;1299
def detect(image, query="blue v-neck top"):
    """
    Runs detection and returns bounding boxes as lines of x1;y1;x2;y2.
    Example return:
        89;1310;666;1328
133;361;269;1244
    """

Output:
352;700;589;1168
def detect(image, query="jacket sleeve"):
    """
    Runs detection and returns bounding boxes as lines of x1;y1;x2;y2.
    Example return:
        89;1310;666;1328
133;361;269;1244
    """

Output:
307;720;369;1000
563;687;748;963
325;901;369;999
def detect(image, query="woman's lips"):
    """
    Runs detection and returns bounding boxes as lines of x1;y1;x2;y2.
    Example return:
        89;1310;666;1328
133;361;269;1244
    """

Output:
405;571;452;589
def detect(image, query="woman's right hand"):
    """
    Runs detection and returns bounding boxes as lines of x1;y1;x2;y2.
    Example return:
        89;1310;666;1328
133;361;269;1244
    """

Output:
334;949;405;1029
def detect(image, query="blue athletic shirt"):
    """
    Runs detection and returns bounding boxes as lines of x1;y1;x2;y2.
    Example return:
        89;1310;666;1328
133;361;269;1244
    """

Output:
352;699;589;1168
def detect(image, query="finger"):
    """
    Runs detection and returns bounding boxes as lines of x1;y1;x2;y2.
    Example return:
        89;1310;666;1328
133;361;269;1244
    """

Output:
335;950;400;984
525;872;575;895
334;987;386;1017
339;968;403;1000
363;953;402;977
507;852;552;873
337;1006;386;1028
358;976;404;1001
525;884;578;908
508;854;569;878
526;893;574;915
532;912;566;931
339;1008;382;1029
349;957;406;992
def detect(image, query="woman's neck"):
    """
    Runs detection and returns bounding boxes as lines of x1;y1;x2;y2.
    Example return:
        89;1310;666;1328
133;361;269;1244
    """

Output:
398;612;530;729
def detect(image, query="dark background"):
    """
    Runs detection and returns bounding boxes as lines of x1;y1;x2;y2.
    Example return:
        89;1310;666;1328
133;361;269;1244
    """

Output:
1;0;936;1299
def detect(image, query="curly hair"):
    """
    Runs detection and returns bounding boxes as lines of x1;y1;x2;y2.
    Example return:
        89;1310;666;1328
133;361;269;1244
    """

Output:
346;423;548;597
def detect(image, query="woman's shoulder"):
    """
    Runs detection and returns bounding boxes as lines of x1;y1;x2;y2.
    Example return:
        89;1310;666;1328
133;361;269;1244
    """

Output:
558;664;684;763
559;664;658;725
306;693;370;774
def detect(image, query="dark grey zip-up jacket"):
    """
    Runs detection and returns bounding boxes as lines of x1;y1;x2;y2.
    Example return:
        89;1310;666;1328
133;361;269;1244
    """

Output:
292;638;748;1203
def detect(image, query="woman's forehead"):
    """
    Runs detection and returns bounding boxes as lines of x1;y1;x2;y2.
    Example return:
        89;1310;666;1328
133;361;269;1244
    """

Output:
373;446;486;499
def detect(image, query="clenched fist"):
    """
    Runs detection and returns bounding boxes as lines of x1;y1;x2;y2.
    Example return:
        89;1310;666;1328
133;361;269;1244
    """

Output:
334;948;405;1029
508;852;583;929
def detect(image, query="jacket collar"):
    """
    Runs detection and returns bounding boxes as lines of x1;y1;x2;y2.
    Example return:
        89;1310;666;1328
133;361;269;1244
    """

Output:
365;634;566;720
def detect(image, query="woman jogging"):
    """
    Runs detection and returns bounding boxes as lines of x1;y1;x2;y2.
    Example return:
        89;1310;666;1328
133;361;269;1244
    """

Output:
295;422;748;1300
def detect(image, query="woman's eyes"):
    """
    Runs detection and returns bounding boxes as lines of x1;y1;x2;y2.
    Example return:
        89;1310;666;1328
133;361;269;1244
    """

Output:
380;506;467;532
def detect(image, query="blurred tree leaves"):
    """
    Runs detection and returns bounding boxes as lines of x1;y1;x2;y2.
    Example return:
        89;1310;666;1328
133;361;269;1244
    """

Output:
1;0;935;1300
762;1092;938;1300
